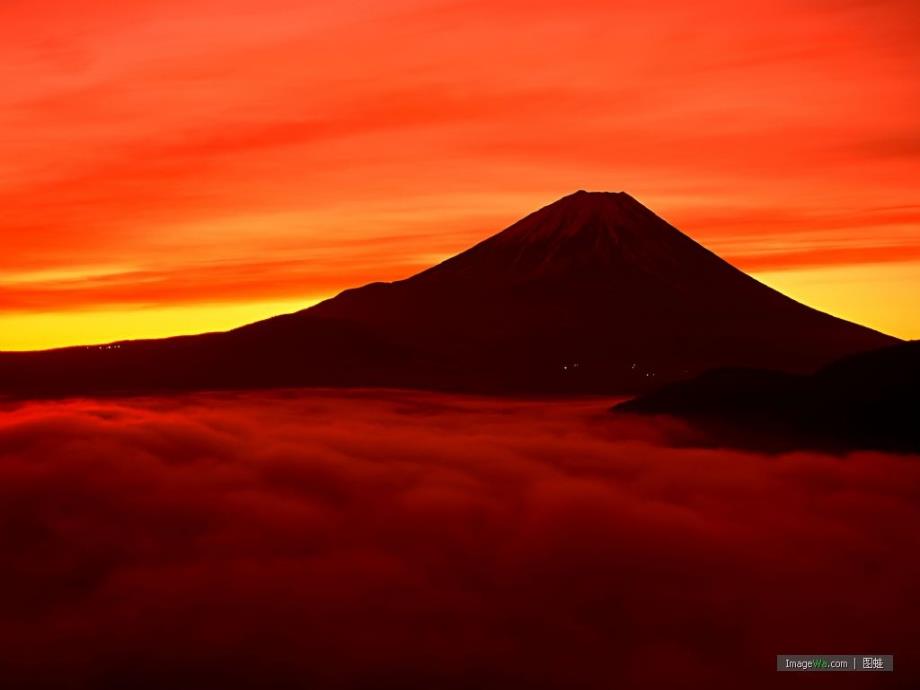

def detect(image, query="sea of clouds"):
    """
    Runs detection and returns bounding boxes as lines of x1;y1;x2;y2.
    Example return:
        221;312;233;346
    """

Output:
1;390;917;689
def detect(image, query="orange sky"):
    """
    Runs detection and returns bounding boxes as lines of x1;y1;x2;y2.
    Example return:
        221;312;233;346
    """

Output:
1;0;918;350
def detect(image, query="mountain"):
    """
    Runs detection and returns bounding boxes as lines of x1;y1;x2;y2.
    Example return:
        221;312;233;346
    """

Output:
614;340;920;453
0;191;898;398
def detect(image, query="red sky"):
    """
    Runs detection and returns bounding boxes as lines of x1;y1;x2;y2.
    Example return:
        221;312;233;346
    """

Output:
1;0;918;349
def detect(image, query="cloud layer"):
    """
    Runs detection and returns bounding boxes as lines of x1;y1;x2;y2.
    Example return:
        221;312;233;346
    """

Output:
1;390;918;689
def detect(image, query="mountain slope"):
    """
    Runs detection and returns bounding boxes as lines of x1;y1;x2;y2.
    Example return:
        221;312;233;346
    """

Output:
0;191;898;397
305;190;895;387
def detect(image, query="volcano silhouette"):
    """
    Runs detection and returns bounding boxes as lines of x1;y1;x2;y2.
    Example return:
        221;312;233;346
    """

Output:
0;191;898;397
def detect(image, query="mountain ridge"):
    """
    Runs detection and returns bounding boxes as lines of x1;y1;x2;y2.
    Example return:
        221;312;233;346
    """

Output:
0;191;899;398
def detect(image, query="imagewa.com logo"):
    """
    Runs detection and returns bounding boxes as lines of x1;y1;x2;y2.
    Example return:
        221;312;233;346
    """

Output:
781;657;851;671
778;655;892;672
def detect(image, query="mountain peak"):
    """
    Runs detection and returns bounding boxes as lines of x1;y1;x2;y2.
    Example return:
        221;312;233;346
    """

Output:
427;189;707;283
498;189;658;241
552;189;635;208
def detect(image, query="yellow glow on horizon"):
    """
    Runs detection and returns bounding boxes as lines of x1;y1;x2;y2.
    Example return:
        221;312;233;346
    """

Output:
2;262;917;352
752;262;920;341
0;298;320;351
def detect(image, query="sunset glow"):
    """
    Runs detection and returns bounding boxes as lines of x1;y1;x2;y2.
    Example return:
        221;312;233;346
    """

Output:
2;0;918;349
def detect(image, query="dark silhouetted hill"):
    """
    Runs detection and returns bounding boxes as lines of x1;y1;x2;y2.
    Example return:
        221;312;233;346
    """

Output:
615;340;920;453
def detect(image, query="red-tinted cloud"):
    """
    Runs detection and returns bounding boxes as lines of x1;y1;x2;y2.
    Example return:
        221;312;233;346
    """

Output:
0;391;917;689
